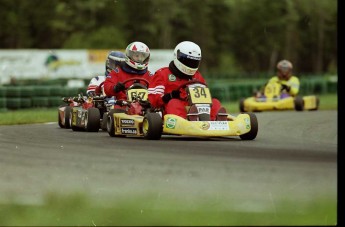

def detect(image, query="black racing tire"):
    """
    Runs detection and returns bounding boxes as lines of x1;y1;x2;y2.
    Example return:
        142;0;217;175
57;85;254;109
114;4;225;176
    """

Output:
239;98;246;112
64;106;72;129
101;112;108;131
294;96;304;111
142;112;163;140
85;107;100;132
239;112;258;140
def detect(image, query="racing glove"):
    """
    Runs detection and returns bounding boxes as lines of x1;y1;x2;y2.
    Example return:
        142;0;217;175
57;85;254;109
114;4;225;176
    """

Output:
113;82;125;93
162;90;180;103
281;83;291;92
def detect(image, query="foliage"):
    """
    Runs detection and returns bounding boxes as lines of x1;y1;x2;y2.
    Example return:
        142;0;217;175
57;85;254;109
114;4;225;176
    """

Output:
0;0;337;75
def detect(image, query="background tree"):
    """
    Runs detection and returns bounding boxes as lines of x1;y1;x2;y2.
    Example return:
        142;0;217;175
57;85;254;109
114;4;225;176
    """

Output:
0;0;337;76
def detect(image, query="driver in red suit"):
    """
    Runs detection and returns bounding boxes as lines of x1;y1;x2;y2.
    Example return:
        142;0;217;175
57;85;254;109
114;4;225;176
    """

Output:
148;41;227;121
104;41;153;104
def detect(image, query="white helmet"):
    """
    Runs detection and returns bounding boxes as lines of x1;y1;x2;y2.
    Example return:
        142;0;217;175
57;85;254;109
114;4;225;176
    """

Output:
125;41;150;70
173;41;201;76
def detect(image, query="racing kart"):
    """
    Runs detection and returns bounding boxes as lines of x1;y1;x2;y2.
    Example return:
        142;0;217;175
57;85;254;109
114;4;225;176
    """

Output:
107;79;258;140
58;93;111;132
106;78;163;140
239;81;320;112
58;97;79;129
160;80;258;140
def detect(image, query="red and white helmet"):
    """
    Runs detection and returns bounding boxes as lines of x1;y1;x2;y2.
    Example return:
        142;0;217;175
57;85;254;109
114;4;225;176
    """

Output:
125;41;150;70
173;41;202;76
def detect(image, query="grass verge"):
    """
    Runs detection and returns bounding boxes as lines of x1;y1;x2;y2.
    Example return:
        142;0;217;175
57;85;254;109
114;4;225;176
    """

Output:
0;93;337;125
0;193;337;226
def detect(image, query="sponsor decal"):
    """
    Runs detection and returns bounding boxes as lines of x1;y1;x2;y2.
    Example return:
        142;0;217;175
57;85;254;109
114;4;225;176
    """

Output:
197;106;211;114
244;117;250;129
202;121;229;130
166;117;177;129
168;74;176;81
121;128;137;135
201;122;210;130
121;119;135;126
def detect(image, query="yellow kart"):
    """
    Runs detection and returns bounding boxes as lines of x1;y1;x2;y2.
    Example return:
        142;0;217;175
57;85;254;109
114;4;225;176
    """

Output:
161;80;258;140
106;78;163;140
239;81;319;112
107;79;258;140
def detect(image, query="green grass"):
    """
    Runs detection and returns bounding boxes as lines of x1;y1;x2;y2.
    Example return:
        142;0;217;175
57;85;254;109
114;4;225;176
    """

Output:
0;193;337;226
0;93;337;125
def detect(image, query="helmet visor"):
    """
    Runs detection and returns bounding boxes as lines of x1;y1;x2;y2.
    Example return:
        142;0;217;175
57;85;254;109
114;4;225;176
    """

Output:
177;50;201;69
107;59;117;70
127;50;150;64
279;66;290;74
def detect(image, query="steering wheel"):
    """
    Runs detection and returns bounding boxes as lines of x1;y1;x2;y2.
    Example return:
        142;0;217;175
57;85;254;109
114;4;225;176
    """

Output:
122;77;150;90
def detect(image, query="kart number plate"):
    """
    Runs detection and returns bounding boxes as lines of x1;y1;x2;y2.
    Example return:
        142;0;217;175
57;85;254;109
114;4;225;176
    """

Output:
187;87;212;104
264;82;282;98
127;89;148;102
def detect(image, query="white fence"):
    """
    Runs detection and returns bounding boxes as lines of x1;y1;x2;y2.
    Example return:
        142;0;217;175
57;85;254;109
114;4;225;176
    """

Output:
0;49;173;84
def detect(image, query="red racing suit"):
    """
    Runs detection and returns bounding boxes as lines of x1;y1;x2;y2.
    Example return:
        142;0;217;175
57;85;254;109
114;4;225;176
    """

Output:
103;66;153;101
148;66;222;120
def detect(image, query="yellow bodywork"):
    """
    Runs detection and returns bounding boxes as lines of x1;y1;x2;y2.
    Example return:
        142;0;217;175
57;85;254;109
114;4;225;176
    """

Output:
163;114;252;137
303;95;319;110
113;113;144;136
243;97;295;112
243;95;318;112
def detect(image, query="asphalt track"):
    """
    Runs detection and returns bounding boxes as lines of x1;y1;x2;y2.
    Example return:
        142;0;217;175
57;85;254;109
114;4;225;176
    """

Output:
0;110;337;212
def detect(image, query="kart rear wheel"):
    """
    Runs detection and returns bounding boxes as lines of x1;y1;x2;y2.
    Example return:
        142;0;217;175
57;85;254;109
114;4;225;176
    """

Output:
101;112;108;131
294;96;304;111
239;112;258;140
142;113;163;140
85;107;100;132
64;106;72;129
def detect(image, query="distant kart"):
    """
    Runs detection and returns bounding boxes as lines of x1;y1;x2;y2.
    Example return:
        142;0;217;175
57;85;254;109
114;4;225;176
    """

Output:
58;93;110;132
239;81;320;112
107;79;258;140
58;97;79;129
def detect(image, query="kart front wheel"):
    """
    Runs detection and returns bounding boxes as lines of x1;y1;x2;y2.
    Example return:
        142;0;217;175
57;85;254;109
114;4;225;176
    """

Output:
294;96;304;111
142;113;163;140
85;107;100;132
239;112;258;140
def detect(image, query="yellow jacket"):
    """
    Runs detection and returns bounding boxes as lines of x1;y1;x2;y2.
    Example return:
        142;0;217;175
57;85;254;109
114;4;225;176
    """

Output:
268;75;300;96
